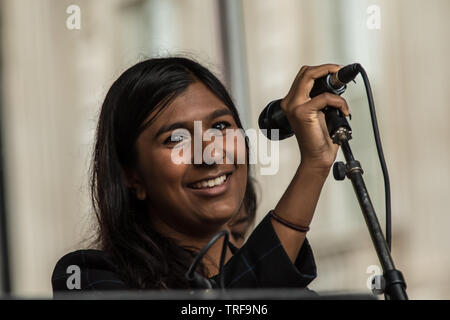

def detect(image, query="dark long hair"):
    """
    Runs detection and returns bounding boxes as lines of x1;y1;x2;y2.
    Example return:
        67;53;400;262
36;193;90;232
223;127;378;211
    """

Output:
90;57;256;289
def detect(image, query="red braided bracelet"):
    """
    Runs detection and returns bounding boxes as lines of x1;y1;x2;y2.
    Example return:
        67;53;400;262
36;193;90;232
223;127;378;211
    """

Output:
269;210;310;233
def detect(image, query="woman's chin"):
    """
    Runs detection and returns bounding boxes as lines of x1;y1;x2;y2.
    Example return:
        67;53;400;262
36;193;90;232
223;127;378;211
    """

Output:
198;205;237;226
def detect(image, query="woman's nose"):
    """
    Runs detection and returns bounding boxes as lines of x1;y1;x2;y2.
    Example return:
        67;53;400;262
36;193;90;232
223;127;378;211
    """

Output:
200;134;225;165
190;127;226;166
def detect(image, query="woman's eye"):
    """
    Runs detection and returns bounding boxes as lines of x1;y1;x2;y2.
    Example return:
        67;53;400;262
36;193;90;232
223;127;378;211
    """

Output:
164;134;186;144
213;121;231;131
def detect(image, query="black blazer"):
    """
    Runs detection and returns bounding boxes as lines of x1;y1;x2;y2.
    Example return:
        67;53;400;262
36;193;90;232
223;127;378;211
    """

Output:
52;211;317;295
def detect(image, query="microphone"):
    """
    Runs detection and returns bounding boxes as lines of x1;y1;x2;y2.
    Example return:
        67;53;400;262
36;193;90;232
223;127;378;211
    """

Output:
258;63;360;140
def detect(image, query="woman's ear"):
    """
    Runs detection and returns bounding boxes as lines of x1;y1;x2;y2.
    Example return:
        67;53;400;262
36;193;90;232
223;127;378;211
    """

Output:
124;167;147;201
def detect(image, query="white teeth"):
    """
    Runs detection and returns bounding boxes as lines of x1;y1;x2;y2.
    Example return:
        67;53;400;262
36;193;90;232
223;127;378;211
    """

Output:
191;174;227;189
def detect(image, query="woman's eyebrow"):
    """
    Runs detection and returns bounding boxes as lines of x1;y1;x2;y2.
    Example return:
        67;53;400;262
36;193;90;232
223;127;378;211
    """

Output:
208;108;233;120
155;121;187;138
155;108;233;138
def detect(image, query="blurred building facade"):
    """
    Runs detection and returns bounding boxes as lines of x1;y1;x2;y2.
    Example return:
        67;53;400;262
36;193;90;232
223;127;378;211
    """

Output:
0;0;449;298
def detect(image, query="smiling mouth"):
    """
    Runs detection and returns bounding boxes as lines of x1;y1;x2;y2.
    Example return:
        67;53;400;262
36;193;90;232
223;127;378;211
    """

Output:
188;173;232;189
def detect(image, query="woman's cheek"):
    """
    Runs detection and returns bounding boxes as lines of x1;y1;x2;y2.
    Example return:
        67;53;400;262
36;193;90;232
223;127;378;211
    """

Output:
160;149;187;178
142;149;186;189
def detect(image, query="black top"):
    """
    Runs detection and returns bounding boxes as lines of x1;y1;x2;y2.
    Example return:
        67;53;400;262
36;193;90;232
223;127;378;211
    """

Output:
51;211;317;295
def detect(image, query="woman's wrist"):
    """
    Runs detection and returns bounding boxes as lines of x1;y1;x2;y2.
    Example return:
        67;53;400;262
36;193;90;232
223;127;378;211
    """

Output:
274;162;329;227
298;161;331;180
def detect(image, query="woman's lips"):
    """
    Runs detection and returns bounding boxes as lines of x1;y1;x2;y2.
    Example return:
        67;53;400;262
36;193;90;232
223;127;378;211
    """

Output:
186;173;232;197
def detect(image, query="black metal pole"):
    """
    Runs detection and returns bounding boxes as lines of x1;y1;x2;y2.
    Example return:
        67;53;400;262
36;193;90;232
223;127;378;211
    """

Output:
338;139;407;300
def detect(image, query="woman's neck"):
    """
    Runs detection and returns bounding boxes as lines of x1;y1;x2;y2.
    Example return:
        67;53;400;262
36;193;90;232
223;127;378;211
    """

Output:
150;214;237;278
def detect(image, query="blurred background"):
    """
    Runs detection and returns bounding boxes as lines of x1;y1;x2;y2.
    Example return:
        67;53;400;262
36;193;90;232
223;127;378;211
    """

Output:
0;0;449;299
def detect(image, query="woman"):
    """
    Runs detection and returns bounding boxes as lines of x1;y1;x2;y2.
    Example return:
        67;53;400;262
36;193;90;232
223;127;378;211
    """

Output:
51;57;349;293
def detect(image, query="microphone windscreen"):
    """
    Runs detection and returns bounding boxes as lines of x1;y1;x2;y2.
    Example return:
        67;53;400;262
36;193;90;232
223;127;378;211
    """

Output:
337;63;360;84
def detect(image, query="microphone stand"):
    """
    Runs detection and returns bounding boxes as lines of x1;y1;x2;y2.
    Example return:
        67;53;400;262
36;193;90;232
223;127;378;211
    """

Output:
327;111;408;300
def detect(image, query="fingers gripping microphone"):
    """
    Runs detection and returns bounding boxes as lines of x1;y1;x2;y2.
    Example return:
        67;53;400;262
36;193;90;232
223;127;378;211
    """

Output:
258;63;360;143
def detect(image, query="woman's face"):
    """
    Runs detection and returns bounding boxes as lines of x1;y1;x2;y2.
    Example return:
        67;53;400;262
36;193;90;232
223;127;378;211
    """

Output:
128;81;247;238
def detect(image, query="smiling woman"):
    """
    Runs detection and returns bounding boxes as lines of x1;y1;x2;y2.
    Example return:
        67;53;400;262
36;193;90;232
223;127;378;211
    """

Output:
51;57;342;294
127;80;248;240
